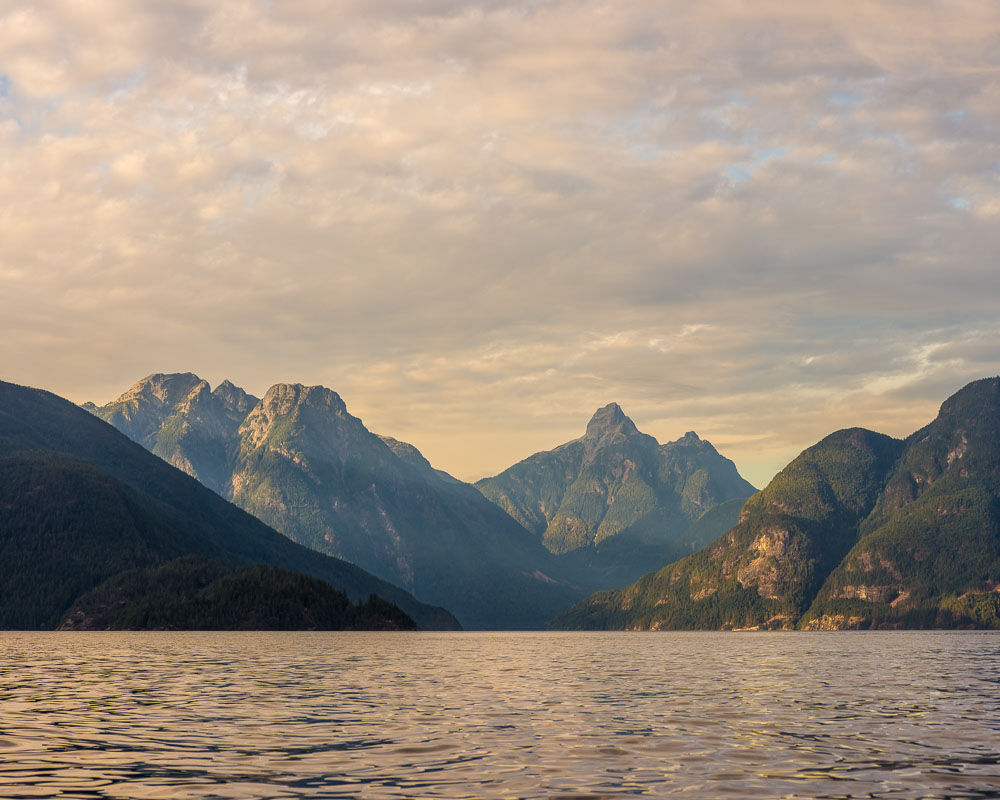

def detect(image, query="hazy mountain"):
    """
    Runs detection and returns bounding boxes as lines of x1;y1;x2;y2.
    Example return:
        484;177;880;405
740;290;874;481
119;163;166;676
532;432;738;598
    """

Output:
91;375;581;629
0;379;457;630
476;403;757;588
553;378;1000;630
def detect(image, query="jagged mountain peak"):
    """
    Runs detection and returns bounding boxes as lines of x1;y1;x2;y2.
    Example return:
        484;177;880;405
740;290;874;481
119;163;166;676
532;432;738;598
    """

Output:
212;380;259;414
477;402;756;586
117;372;204;407
0;378;459;630
665;430;715;453
585;402;639;439
553;376;1000;632
181;379;213;404
258;383;348;416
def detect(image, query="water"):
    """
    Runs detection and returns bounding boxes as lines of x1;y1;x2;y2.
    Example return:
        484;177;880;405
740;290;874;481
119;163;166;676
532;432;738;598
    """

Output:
1;631;998;799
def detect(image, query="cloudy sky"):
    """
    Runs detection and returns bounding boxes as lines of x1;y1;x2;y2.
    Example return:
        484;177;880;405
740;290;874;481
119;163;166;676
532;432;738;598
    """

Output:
2;1;999;486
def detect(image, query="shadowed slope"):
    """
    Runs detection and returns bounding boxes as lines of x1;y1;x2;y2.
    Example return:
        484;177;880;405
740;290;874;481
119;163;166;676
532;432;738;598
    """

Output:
92;375;580;629
0;380;458;630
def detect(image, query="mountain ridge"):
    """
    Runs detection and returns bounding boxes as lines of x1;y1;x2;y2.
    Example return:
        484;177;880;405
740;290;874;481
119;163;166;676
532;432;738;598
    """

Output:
0;379;457;630
553;377;1000;631
90;373;584;629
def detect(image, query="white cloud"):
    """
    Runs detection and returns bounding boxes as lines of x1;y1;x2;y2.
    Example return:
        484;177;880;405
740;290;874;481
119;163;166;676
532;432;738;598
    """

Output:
1;0;999;486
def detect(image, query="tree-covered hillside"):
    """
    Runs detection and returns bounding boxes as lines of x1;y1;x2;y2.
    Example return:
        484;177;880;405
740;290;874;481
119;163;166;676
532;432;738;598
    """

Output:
554;378;1000;631
59;557;417;631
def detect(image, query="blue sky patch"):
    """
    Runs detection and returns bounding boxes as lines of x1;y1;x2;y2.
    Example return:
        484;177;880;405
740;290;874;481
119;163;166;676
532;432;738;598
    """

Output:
831;91;861;106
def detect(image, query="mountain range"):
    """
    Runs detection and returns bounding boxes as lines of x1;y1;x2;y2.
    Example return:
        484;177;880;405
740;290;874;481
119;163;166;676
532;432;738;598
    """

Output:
553;377;1000;630
0;379;456;630
89;374;579;628
88;375;756;628
6;369;998;631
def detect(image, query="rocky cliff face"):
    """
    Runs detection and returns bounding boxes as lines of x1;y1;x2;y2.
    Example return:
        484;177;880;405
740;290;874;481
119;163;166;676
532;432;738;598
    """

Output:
93;374;260;494
552;378;1000;631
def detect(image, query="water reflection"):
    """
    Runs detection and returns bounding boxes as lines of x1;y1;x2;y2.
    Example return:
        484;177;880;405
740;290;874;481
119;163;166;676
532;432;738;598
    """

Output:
0;631;998;798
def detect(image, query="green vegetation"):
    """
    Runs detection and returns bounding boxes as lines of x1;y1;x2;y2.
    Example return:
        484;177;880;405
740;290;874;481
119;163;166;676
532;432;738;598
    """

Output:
0;453;191;629
553;428;906;629
555;378;1000;631
60;557;417;630
800;378;1000;629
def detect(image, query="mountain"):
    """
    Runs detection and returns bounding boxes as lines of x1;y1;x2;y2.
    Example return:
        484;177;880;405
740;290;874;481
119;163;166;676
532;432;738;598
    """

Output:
0;379;457;630
91;373;258;494
91;375;581;629
801;377;1000;629
553;378;1000;630
475;403;757;589
59;557;417;631
552;428;903;629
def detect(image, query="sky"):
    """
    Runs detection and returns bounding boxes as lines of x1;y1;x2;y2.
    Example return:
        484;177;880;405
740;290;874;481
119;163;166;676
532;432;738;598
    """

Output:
1;1;999;487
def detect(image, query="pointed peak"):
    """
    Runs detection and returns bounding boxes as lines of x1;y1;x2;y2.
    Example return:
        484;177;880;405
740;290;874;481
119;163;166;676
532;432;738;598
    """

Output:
212;379;258;413
585;402;639;438
663;430;725;457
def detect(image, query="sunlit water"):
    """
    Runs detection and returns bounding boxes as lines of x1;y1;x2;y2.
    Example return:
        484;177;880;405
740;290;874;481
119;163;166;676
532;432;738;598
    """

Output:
1;631;998;799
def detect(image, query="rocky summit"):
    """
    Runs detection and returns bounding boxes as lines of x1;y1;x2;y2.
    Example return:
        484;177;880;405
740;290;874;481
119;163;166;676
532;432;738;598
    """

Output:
553;377;1000;631
475;403;757;590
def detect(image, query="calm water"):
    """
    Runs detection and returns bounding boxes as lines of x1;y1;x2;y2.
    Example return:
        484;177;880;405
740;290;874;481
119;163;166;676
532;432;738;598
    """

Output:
1;631;999;799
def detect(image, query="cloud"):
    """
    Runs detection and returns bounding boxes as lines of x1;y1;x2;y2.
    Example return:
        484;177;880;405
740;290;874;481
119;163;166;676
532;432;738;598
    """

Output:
2;0;999;486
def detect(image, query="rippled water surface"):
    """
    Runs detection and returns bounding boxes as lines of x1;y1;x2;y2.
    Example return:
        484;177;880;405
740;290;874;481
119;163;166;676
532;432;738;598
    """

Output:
2;631;999;799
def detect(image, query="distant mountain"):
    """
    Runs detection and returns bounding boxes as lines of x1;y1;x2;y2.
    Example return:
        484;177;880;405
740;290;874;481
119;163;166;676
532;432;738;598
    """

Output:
0;379;457;630
476;403;757;589
91;375;581;629
59;557;417;631
553;378;1000;630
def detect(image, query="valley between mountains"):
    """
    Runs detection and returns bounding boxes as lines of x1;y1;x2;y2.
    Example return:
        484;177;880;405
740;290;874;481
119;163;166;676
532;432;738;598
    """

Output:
3;372;999;631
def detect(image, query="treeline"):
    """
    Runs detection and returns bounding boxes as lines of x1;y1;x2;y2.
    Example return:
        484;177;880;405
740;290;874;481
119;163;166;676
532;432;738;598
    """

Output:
59;557;417;631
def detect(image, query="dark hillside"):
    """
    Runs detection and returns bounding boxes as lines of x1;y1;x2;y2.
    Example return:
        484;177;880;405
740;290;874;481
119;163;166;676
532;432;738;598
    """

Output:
0;380;458;630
